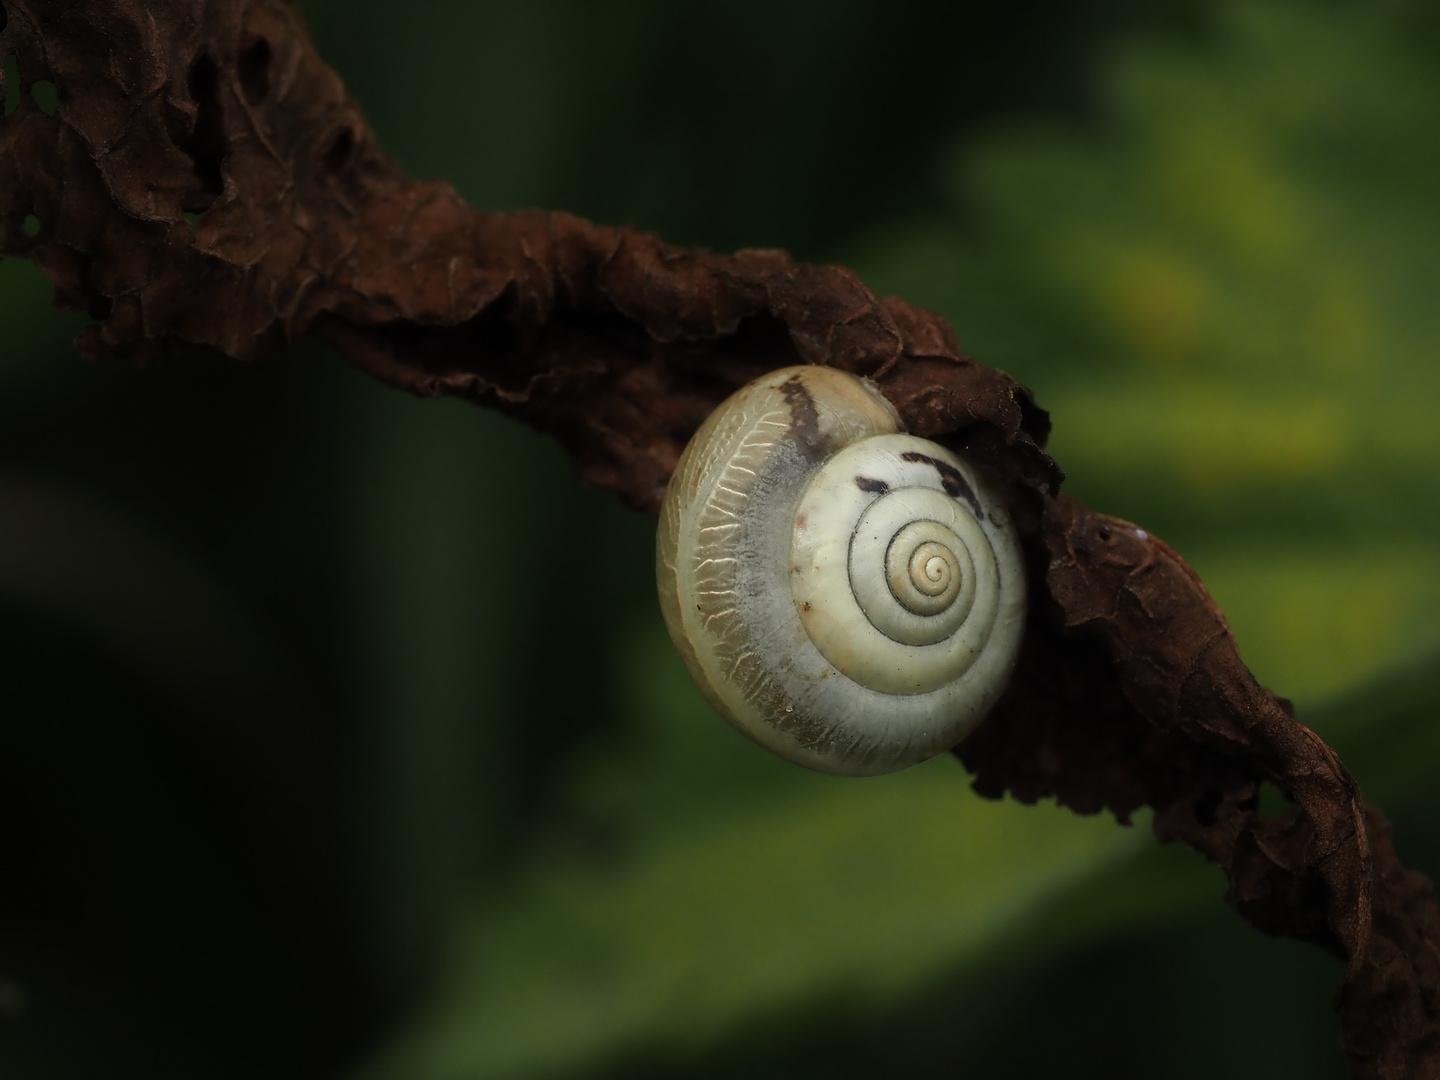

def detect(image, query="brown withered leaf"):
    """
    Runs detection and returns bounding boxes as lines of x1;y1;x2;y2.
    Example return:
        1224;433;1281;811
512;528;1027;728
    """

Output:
1;1;1436;1074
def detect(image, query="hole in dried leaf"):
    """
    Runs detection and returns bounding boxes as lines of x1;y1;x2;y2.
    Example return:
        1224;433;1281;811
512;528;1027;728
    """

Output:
181;53;224;203
186;51;216;103
238;35;271;106
1194;787;1221;827
2;54;18;117
1258;780;1291;819
22;213;40;237
184;210;199;240
320;126;355;176
30;79;55;116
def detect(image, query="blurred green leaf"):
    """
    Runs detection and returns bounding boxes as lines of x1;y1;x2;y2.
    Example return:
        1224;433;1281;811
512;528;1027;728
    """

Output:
359;621;1146;1080
1314;650;1440;815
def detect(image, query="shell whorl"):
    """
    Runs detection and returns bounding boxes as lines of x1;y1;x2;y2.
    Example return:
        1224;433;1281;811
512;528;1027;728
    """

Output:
656;366;1026;776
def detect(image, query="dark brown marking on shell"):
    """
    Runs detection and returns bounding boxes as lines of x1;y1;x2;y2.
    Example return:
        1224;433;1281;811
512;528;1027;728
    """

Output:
901;451;983;518
779;375;824;460
855;476;890;495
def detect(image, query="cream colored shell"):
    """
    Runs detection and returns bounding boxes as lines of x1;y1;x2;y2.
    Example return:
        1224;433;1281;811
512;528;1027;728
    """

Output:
656;365;1026;776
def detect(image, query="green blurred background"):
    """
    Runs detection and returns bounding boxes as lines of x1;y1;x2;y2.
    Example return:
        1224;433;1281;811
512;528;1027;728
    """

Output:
3;0;1440;1076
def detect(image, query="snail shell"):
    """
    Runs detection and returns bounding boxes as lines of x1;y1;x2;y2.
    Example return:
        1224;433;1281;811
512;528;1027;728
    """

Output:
656;365;1026;776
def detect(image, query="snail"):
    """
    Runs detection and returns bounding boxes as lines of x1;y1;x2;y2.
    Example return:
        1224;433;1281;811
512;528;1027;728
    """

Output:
656;365;1026;777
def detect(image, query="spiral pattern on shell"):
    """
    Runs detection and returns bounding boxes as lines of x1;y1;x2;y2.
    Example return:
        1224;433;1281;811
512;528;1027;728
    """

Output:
656;365;1026;776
